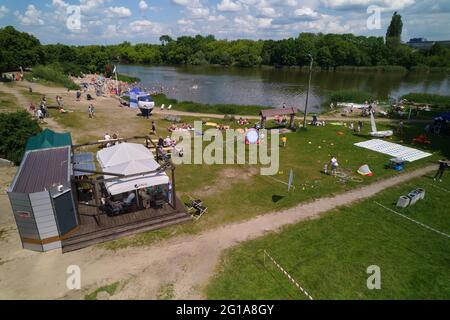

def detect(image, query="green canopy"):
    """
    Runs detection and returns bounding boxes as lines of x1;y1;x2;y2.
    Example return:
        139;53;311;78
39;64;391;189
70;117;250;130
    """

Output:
25;129;72;151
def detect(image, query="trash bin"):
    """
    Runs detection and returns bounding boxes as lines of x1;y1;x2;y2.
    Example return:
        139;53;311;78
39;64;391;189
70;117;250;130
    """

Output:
415;188;425;200
407;191;419;205
396;196;410;208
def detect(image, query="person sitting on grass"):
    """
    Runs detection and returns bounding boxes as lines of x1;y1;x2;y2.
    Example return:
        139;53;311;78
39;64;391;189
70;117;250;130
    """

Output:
434;159;448;182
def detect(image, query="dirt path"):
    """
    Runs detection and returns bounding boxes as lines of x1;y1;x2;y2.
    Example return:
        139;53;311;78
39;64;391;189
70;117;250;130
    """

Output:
0;164;435;300
0;83;66;132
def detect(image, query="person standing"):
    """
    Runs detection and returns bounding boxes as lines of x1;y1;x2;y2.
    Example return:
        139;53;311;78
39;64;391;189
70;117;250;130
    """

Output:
151;121;156;135
330;156;339;177
357;120;363;133
397;121;404;137
281;135;287;147
88;104;95;118
434;159;448;182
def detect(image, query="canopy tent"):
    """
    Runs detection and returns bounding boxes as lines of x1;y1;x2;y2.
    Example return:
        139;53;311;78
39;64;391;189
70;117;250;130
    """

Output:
97;143;168;196
97;143;153;168
260;107;297;128
25;129;72;152
103;158;169;196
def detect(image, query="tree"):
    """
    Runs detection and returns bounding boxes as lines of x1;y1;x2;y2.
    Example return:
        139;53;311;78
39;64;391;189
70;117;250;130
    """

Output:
0;111;41;164
386;12;403;48
159;35;173;46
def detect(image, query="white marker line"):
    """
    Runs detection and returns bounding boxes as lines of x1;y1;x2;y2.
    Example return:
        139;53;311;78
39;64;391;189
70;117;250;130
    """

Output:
264;250;313;300
426;183;450;194
375;202;450;239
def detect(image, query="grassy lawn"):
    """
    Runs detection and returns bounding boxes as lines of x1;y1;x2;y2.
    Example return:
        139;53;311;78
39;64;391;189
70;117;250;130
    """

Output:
153;94;265;116
206;174;450;299
102;120;449;250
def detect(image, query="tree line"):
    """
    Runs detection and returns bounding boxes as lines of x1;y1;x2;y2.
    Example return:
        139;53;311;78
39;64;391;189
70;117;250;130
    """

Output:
1;12;449;75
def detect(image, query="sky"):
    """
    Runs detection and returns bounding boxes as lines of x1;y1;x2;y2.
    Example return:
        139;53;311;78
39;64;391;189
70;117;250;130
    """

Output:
0;0;449;45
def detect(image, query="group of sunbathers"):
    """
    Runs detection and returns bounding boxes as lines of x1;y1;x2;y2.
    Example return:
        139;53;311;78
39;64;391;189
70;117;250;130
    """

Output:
168;123;193;132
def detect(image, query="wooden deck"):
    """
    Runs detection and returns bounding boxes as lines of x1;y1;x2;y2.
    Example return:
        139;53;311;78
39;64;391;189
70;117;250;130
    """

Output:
62;198;191;253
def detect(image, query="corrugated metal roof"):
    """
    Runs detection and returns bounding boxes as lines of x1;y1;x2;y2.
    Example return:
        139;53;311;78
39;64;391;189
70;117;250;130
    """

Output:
260;107;297;118
12;147;70;194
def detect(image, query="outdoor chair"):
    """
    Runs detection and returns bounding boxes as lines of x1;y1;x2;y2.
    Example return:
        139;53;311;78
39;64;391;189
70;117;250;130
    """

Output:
186;198;208;221
160;104;165;110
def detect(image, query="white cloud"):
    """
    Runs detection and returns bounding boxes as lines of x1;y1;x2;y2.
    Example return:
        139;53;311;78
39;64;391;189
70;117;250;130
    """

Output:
15;5;44;26
322;0;416;11
258;7;280;18
294;7;319;19
217;0;243;12
139;0;149;11
129;20;166;35
106;6;132;18
0;5;9;19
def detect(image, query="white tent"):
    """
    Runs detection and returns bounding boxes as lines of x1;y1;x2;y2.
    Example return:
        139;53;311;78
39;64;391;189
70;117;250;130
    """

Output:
97;143;169;196
104;159;169;196
97;143;153;168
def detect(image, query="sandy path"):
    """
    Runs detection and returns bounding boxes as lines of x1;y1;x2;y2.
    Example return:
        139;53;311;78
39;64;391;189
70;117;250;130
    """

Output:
0;165;435;300
0;83;66;132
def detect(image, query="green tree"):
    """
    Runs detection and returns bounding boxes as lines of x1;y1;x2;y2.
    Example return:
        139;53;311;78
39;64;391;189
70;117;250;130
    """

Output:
0;111;41;164
386;12;403;48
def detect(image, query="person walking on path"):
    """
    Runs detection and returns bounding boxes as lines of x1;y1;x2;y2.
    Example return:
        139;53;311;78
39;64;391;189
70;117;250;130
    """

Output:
434;159;448;182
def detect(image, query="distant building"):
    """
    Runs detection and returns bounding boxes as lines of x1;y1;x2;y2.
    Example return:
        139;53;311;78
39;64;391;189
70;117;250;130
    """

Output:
406;38;450;49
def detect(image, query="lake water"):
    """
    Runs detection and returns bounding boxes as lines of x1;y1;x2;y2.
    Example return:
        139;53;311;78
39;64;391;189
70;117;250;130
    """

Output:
119;65;449;112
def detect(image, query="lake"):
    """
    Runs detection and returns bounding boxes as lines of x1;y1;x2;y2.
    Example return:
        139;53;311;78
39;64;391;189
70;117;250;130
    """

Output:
118;65;449;113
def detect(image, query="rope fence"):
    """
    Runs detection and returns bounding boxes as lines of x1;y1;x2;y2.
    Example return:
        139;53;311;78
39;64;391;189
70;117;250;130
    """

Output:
263;249;314;300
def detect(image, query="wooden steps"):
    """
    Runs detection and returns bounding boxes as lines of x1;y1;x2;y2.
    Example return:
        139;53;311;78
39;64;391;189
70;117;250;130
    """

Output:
62;212;192;253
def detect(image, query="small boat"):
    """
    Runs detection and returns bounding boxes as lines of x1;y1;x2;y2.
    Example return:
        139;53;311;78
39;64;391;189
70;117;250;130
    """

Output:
370;111;393;138
137;94;155;117
337;102;368;109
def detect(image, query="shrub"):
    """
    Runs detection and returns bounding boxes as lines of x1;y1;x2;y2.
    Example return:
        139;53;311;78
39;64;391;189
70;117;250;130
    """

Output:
400;93;450;109
29;64;79;90
327;90;374;104
0;111;41;164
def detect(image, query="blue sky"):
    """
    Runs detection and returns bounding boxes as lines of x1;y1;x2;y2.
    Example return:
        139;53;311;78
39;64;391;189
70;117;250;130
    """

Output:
0;0;449;44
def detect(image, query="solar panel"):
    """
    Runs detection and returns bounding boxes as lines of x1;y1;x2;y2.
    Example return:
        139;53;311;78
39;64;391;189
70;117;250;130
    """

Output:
73;162;97;176
74;152;94;164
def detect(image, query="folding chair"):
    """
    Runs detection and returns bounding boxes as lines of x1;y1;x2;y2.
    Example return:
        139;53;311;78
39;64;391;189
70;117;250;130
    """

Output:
160;104;165;110
186;197;208;221
168;105;173;110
